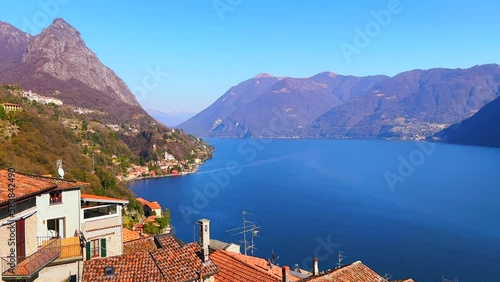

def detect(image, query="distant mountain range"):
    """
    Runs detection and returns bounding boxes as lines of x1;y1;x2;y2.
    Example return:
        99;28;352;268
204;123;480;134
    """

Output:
179;65;500;145
147;109;196;127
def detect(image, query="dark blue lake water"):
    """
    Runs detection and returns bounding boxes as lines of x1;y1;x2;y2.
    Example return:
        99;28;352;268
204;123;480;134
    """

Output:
129;139;500;282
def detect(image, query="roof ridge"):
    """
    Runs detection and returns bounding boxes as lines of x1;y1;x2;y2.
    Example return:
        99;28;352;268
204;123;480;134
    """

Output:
148;250;168;281
18;171;79;183
219;250;280;280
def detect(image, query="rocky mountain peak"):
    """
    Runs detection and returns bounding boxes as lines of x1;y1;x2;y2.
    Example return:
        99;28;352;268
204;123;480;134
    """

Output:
21;18;139;106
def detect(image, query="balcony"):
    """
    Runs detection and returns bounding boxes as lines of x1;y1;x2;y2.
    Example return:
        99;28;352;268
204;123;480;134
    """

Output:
1;236;82;280
1;237;60;280
59;236;83;260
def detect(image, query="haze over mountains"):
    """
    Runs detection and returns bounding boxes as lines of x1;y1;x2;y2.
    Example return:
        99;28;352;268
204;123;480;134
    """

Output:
180;65;500;145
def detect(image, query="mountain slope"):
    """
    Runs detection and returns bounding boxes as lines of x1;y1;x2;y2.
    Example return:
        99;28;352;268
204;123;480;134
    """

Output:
0;18;143;123
310;65;500;138
180;65;500;140
0;18;212;163
180;72;387;137
434;94;500;147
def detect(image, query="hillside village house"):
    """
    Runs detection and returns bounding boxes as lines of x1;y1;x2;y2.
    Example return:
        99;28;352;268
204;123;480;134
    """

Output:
136;197;162;217
0;170;128;282
1;103;22;112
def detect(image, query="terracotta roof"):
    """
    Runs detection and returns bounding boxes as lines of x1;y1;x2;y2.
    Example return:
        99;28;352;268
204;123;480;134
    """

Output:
154;234;182;252
147;201;161;210
136;197;161;210
150;242;219;281
304;261;385;281
81;193;128;204
83;251;164;282
211;250;281;282
136;197;148;205
0;170;89;208
123;237;158;255
83;238;219;282
122;228;142;243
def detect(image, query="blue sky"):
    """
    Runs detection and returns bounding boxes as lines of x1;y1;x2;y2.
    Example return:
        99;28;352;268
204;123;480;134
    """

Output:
1;0;499;113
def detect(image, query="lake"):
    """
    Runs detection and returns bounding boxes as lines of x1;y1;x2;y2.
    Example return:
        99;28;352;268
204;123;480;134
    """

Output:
129;139;500;281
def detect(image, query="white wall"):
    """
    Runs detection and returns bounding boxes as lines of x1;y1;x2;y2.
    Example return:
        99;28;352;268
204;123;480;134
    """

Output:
36;189;81;238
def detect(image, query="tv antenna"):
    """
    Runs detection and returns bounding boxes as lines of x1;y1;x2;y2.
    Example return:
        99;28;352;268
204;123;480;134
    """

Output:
336;250;346;268
226;211;261;256
57;159;64;179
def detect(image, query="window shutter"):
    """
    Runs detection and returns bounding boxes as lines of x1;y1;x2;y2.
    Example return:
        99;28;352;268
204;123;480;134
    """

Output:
101;238;106;257
85;242;90;260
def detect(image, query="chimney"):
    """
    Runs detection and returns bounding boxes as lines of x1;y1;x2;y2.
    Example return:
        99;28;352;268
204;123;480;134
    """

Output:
282;266;290;282
198;218;210;262
312;257;319;276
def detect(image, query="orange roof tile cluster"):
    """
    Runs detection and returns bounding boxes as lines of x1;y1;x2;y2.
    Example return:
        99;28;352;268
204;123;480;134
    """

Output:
304;261;385;281
211;250;282;282
154;234;182;252
83;251;163;282
136;197;161;210
0;170;89;208
84;235;219;282
123;237;158;255
151;243;219;281
122;228;142;243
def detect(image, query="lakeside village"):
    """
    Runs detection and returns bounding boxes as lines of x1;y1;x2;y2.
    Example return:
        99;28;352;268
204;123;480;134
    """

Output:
1;90;417;281
1;88;206;182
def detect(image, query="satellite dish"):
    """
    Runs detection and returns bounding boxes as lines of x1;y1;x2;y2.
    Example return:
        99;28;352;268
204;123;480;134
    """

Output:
57;159;64;179
58;167;65;179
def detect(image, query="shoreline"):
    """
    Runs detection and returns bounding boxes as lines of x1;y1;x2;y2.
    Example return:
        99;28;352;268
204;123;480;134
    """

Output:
122;170;198;184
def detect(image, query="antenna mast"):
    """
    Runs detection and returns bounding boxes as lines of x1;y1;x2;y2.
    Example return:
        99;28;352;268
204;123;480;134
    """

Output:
226;211;260;256
336;250;346;268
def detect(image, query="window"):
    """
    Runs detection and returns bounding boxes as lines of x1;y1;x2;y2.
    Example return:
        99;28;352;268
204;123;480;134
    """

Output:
104;266;115;277
90;239;100;258
47;218;65;238
49;190;62;205
83;205;117;219
86;238;106;259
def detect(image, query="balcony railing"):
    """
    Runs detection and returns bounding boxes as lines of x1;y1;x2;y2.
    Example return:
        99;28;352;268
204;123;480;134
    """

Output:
1;237;60;279
59;236;82;260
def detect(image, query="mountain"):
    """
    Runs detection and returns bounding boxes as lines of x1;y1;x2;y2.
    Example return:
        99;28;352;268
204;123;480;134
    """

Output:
433;95;500;148
179;65;500;140
179;72;387;137
147;109;196;127
0;19;143;122
0;18;211;162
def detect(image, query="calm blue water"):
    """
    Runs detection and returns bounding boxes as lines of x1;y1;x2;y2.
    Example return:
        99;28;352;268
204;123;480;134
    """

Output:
129;139;500;282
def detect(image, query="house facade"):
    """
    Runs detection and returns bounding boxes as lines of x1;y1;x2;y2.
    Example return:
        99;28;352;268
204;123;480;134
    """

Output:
80;194;128;260
0;170;88;282
0;170;128;282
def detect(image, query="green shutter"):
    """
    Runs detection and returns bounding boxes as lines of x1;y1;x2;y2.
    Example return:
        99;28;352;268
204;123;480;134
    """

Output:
85;242;90;260
100;238;106;257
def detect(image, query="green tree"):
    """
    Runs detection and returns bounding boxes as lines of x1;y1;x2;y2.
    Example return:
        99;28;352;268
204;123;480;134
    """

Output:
0;106;6;120
143;222;159;235
163;208;171;225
